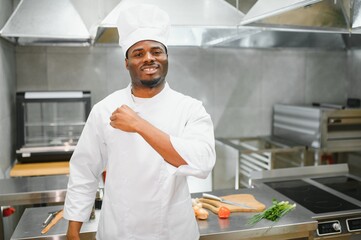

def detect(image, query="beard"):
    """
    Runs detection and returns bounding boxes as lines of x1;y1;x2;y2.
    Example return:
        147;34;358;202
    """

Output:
140;77;164;88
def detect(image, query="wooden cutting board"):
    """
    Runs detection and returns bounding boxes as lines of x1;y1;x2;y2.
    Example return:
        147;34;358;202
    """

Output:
198;194;266;214
10;161;69;177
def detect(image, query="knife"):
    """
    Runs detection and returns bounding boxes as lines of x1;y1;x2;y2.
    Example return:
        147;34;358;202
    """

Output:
41;209;63;234
42;210;62;227
202;193;255;209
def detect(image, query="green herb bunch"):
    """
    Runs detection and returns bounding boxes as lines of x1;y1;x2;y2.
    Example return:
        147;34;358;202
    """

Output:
247;199;296;225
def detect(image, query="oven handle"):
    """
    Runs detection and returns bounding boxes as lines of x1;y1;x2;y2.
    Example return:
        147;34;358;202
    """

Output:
328;118;361;125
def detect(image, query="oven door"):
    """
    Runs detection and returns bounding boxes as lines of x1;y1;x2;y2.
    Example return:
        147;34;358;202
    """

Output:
324;112;361;150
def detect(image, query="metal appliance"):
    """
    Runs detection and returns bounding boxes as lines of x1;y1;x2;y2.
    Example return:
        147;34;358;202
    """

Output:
216;137;307;188
16;91;91;163
251;164;361;239
273;104;361;151
4;0;361;49
272;104;361;165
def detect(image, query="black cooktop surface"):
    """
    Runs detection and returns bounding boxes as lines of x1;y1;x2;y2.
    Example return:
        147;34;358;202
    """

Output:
265;179;360;214
312;176;361;201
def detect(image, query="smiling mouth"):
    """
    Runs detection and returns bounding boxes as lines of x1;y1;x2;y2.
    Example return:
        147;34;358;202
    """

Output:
141;65;158;74
143;68;157;73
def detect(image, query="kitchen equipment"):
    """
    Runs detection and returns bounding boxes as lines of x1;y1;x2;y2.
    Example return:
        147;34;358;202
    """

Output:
216;137;307;188
199;194;265;214
16;91;91;163
202;193;255;209
272;104;361;152
251;164;361;239
347;98;361;108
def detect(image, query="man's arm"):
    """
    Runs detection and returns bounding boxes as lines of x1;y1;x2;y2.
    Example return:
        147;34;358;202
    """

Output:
109;104;187;167
66;221;83;240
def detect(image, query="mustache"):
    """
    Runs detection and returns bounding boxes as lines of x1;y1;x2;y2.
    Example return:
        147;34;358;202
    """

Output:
140;63;159;70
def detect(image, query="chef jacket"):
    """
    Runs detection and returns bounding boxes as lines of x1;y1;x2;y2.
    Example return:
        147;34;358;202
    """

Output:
63;82;216;240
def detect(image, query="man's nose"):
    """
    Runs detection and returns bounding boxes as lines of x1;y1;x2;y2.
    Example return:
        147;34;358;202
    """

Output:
144;52;155;61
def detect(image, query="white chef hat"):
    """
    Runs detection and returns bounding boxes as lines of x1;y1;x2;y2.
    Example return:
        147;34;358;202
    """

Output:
116;4;170;58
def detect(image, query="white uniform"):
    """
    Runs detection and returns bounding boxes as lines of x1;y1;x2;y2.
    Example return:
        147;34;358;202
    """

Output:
63;83;216;240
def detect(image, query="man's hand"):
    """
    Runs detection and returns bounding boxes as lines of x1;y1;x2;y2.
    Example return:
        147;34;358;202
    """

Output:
110;105;142;132
109;104;187;167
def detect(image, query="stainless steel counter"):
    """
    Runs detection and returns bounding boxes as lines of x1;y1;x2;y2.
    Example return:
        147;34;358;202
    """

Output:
0;175;68;206
0;175;69;240
11;205;98;240
196;187;317;240
11;187;317;240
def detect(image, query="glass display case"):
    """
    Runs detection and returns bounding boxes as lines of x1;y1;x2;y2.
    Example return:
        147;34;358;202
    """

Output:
16;91;91;163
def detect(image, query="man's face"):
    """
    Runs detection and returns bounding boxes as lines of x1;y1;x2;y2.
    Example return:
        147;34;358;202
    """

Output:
125;40;168;88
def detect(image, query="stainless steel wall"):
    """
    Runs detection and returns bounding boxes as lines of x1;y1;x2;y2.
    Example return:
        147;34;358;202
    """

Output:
348;50;361;99
0;1;17;239
14;45;351;192
15;46;348;138
0;0;16;178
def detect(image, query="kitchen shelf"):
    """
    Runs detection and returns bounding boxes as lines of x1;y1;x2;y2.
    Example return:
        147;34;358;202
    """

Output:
217;136;308;188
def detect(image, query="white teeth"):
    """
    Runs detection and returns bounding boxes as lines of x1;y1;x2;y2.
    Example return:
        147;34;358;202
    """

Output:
144;68;156;72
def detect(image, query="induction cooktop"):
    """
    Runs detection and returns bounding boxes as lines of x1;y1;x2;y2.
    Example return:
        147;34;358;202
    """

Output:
265;179;360;214
252;164;361;238
312;176;361;201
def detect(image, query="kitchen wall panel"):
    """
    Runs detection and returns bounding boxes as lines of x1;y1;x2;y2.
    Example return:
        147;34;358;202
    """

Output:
305;50;347;104
104;47;130;94
214;106;263;137
261;50;306;108
0;41;15;120
168;47;216;117
348;50;361;99
12;45;350;192
46;47;108;105
0;40;16;177
0;0;16;178
16;47;48;91
212;48;262;136
15;46;348;139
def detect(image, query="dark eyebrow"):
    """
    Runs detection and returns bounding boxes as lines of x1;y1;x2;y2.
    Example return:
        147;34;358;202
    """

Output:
128;46;166;57
151;46;164;51
130;48;144;53
132;46;164;52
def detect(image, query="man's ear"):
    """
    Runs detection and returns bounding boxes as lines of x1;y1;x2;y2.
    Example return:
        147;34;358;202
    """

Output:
125;58;129;70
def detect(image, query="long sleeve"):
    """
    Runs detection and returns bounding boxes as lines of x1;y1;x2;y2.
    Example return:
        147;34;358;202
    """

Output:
168;101;216;179
63;106;107;222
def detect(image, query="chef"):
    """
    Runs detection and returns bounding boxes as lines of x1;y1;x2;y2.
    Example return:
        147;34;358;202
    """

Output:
63;4;216;240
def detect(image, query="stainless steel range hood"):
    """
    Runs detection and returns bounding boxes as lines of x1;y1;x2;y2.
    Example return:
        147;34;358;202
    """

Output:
240;0;351;32
0;0;91;46
0;0;245;47
234;0;361;49
93;0;361;48
93;0;246;47
349;0;361;29
2;0;361;49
